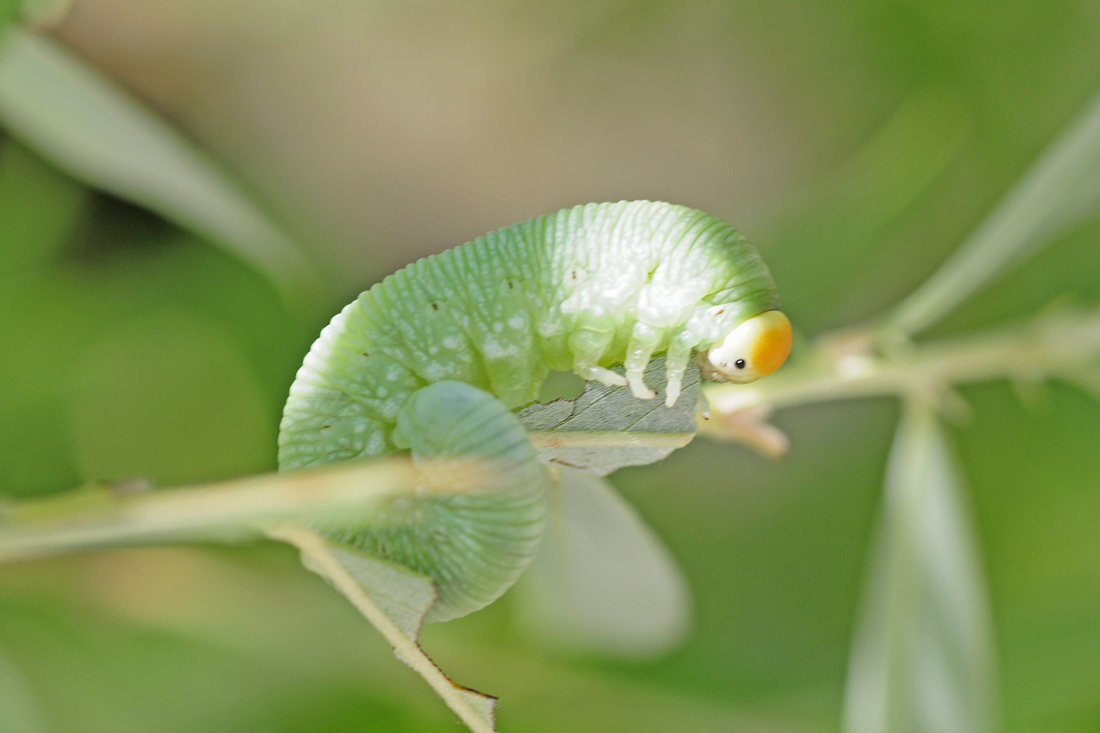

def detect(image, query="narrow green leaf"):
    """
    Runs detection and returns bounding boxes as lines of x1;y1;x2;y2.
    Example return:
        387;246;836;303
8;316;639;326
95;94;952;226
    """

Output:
0;29;323;310
516;356;700;475
323;546;437;642
513;467;690;657
270;524;499;733
890;90;1100;335
842;401;998;733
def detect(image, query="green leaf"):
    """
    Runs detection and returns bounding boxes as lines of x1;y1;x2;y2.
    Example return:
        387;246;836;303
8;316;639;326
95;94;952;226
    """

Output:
516;356;699;475
890;90;1100;335
513;467;689;657
322;547;438;643
270;525;499;733
842;401;998;733
0;29;323;311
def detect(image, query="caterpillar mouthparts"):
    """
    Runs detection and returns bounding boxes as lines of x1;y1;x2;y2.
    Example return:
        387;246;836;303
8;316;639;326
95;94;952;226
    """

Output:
701;310;793;385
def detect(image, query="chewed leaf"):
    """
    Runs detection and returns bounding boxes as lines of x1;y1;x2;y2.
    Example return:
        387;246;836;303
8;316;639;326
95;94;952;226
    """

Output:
516;355;699;475
271;525;498;733
321;547;437;642
513;467;690;657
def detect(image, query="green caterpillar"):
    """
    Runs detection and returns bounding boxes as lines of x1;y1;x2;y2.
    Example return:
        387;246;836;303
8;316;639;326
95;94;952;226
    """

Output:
279;200;791;622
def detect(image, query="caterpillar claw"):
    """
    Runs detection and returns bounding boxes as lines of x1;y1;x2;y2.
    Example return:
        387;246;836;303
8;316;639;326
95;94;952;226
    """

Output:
628;375;658;400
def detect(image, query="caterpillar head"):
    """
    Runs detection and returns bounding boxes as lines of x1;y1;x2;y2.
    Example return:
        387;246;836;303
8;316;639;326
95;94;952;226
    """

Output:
702;310;792;384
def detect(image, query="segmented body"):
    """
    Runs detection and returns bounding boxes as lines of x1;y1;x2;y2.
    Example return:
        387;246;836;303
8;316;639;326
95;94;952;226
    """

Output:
279;200;781;621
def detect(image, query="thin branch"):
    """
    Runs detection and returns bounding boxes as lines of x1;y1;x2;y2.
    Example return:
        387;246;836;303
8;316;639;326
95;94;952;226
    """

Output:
703;308;1100;418
0;457;449;563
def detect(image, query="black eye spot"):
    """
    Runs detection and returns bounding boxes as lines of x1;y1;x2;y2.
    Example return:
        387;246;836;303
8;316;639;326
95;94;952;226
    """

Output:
735;359;746;369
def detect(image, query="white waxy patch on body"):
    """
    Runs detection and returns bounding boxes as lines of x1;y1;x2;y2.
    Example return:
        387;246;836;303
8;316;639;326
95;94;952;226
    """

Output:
482;338;520;359
422;362;451;380
507;315;525;330
442;336;462;349
365;431;386;454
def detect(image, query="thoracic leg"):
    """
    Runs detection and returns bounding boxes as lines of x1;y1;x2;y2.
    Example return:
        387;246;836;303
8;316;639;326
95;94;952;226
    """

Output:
576;364;628;387
569;327;626;387
624;321;663;399
664;331;697;407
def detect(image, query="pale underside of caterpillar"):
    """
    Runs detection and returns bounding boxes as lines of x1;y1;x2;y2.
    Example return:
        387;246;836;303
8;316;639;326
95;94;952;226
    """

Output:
279;200;791;622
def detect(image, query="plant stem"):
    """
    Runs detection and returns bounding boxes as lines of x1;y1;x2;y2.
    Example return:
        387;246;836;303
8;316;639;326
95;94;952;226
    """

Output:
703;308;1100;417
0;458;419;562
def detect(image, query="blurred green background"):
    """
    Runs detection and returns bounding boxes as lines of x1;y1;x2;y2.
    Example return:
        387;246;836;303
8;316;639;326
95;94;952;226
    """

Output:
1;1;1100;731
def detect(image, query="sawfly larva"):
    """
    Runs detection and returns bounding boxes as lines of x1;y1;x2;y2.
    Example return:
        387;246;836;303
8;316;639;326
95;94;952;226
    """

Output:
279;200;791;622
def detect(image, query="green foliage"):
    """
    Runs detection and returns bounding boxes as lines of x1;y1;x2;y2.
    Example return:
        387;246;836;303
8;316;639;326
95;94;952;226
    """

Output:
1;3;1100;733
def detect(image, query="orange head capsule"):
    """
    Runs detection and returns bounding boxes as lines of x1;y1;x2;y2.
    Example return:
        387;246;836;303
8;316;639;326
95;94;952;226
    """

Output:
702;310;792;384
